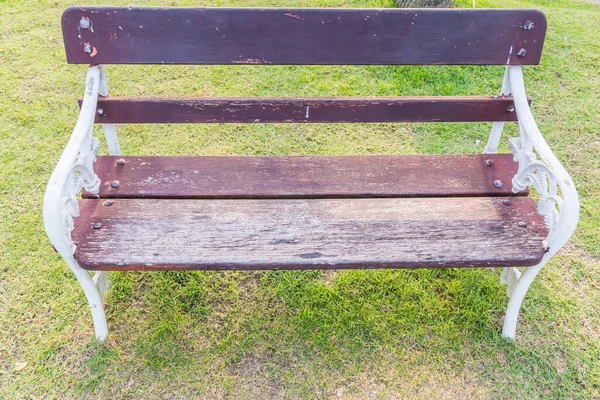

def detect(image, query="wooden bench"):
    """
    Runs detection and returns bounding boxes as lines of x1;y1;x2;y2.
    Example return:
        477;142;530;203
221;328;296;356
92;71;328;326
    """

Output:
44;7;579;343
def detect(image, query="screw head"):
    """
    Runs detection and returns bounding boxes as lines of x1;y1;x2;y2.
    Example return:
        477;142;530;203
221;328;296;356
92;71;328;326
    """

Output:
97;109;104;116
493;180;503;188
79;18;90;29
517;221;528;228
83;43;92;54
111;180;120;188
517;48;527;58
506;105;515;113
502;199;511;205
103;200;114;206
485;159;495;167
93;222;103;229
523;20;535;31
115;159;125;166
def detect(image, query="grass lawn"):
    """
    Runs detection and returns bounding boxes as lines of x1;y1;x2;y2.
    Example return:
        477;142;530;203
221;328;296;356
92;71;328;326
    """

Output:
1;0;599;398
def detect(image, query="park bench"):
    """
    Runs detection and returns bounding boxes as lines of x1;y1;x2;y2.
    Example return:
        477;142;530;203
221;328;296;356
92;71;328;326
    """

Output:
44;6;579;343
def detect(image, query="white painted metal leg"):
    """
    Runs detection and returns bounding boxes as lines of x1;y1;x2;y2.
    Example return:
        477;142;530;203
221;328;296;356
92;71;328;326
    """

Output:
484;67;511;154
69;256;108;342
99;65;121;156
43;65;109;342
485;67;518;287
499;266;521;298
500;66;579;339
502;262;543;339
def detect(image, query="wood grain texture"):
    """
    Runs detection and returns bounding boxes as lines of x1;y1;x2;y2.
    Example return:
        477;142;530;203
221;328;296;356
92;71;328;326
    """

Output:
86;96;525;124
83;154;525;199
72;197;548;270
62;7;546;65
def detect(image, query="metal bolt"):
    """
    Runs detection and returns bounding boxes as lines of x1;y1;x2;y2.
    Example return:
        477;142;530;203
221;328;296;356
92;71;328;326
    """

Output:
517;221;528;228
97;109;104;116
494;180;503;188
506;105;515;113
83;43;92;54
103;200;114;206
502;199;511;205
93;222;103;229
111;180;120;188
517;48;527;58
523;20;535;31
485;159;495;167
116;159;125;166
79;18;90;29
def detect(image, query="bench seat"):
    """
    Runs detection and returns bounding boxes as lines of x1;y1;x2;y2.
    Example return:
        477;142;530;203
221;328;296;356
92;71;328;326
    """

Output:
72;196;547;271
84;154;524;199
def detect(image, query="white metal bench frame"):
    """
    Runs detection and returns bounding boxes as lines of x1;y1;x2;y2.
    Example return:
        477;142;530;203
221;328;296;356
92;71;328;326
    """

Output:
43;63;579;343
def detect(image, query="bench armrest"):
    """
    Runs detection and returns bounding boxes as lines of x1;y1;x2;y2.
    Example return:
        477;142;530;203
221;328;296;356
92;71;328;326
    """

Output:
43;65;101;257
509;66;580;258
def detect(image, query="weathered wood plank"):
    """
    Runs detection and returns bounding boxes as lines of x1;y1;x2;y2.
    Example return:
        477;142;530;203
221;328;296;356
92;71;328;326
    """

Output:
73;197;548;270
86;96;526;123
63;7;546;65
83;154;525;199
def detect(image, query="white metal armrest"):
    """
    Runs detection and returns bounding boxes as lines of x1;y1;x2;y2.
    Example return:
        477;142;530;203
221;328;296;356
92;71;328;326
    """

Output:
42;65;108;342
500;66;580;338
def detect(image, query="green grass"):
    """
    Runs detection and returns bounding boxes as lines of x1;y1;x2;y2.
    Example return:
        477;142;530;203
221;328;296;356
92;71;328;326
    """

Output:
1;0;599;398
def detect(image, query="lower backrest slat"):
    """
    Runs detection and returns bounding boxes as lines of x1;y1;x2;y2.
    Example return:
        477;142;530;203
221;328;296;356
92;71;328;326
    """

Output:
87;96;528;124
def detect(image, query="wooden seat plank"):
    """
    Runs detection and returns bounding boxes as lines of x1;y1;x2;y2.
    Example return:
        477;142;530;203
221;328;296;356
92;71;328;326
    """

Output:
84;154;524;199
73;197;548;271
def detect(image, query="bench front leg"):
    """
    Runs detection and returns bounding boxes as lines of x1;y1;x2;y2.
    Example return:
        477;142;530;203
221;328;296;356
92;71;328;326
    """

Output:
502;66;580;339
43;65;109;342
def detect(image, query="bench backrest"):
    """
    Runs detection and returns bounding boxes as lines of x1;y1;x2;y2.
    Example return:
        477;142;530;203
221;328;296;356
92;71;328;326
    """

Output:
63;7;546;124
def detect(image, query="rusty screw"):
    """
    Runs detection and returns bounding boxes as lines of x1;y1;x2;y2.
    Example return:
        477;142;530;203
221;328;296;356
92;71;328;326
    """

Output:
83;43;92;54
517;48;527;58
485;159;495;167
494;180;503;188
93;222;103;229
111;180;120;188
502;199;511;206
518;221;528;228
116;159;125;166
523;20;535;31
103;200;114;206
79;18;90;29
506;105;515;113
97;109;104;116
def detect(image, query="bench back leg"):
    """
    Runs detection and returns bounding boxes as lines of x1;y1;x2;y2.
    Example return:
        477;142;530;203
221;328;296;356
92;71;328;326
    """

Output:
484;66;511;154
99;65;121;156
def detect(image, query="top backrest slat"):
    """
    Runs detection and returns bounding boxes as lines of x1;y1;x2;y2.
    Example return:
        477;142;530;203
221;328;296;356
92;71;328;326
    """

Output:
62;7;546;65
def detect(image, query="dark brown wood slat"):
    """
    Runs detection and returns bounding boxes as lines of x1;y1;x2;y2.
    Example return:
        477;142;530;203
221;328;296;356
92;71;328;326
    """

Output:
63;7;546;65
87;96;526;123
83;154;525;199
73;197;548;271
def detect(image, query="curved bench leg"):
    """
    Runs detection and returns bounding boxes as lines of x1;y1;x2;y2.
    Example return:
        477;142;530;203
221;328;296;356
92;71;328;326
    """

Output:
502;262;543;339
67;256;109;342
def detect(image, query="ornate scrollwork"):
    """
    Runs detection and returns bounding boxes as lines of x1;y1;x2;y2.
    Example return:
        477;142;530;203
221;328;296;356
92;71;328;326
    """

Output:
509;136;563;237
59;132;101;253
